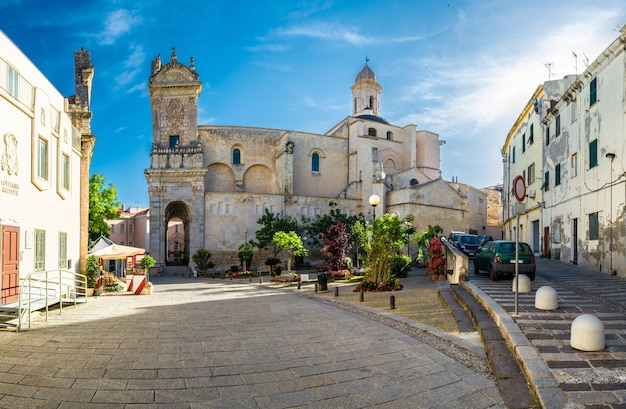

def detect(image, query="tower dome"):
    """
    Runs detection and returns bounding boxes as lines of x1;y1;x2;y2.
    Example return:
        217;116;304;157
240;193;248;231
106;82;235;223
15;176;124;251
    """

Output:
351;61;382;117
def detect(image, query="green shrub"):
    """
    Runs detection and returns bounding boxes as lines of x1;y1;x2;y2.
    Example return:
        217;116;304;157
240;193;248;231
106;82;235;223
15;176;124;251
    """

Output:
389;254;412;278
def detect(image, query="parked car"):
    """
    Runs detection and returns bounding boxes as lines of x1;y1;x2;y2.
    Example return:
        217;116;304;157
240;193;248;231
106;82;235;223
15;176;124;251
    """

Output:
473;240;536;281
478;235;494;245
455;234;481;258
448;231;465;247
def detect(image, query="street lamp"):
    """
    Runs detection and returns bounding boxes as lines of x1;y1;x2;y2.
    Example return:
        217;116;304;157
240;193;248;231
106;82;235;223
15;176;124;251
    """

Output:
243;228;249;272
606;153;616;274
405;221;412;256
369;194;380;220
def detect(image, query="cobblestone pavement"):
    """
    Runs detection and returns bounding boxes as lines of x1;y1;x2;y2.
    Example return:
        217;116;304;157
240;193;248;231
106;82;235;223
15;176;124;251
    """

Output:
467;258;626;409
0;277;504;409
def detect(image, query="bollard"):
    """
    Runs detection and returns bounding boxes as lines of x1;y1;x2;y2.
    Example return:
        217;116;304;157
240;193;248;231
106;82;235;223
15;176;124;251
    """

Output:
390;295;396;310
230;274;233;281
315;283;318;293
335;287;339;297
249;276;252;283
298;281;301;290
360;289;364;302
259;277;263;284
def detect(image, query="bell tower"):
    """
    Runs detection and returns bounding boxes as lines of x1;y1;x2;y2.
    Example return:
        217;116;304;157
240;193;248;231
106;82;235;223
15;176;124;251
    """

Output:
351;60;382;116
145;48;207;269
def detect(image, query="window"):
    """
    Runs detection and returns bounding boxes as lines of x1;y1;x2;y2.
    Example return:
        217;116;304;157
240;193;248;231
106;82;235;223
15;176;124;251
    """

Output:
589;139;598;169
111;224;115;233
556;115;561;137
589;212;599;240
58;232;67;269
522;134;526;153
512;146;516;163
311;153;320;172
372;147;378;162
545;126;550;146
368;127;377;137
386;131;393;140
37;137;48;180
527;163;535;184
120;224;125;233
571;153;578;177
590;77;597;106
544;171;550;191
61;153;70;190
35;229;45;271
555;163;561;186
369;96;374;109
169;135;180;148
129;242;133;246
7;65;19;99
129;224;134;234
175;224;179;233
529;124;534;145
232;148;241;165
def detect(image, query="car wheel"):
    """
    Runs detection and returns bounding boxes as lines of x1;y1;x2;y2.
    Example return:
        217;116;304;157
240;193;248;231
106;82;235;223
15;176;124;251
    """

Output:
489;265;499;281
473;260;480;274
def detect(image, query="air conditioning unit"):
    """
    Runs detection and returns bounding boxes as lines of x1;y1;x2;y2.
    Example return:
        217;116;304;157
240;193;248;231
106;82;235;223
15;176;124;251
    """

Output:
528;189;536;198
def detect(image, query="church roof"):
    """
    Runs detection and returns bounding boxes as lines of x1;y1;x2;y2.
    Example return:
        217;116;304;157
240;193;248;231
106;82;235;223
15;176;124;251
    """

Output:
355;63;377;82
355;113;389;124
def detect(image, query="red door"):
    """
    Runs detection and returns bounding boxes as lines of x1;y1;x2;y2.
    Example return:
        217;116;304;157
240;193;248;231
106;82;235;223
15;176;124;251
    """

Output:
2;226;20;304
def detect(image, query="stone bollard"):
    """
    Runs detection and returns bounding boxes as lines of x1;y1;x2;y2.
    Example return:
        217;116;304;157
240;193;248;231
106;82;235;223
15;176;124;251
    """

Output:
535;286;558;310
360;289;364;302
334;287;339;297
314;283;318;293
390;295;395;310
298;281;301;290
512;274;531;293
570;314;605;351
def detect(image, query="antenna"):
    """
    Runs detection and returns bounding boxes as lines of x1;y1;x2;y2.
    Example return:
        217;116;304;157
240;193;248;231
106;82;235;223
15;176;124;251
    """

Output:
544;62;555;80
582;53;590;67
572;51;578;75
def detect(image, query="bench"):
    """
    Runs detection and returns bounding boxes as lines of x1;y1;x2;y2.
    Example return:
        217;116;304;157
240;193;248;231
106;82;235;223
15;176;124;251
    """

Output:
257;265;272;275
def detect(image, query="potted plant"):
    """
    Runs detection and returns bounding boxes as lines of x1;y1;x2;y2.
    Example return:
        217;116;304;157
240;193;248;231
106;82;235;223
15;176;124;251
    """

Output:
139;255;156;275
85;255;100;296
192;249;215;273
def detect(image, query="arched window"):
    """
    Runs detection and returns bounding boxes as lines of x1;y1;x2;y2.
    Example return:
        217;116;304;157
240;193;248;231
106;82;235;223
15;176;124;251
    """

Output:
232;148;241;165
312;153;320;172
410;178;419;186
368;127;377;137
386;131;393;140
369;96;374;110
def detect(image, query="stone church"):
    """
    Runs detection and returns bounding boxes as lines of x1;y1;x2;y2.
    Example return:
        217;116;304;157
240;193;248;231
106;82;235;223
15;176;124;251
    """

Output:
145;49;484;270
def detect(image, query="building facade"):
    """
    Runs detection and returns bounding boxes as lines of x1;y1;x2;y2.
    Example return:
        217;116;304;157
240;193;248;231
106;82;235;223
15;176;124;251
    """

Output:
0;31;94;303
109;205;150;250
503;25;626;274
145;50;487;270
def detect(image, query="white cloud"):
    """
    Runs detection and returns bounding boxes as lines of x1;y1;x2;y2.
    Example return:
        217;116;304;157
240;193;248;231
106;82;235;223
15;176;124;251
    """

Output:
99;9;142;45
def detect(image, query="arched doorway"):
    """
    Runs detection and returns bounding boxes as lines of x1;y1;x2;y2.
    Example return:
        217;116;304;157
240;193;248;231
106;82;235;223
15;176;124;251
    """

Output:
165;201;190;265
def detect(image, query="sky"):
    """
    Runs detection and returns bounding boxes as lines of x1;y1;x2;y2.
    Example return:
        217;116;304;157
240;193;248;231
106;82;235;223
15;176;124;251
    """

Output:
2;0;626;208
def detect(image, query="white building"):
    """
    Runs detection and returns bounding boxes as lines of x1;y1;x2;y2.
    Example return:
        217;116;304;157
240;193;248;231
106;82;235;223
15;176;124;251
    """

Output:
0;31;94;304
502;25;626;274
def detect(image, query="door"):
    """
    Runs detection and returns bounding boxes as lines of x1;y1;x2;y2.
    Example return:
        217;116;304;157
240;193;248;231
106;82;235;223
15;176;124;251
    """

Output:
543;226;549;257
1;225;20;304
532;221;540;254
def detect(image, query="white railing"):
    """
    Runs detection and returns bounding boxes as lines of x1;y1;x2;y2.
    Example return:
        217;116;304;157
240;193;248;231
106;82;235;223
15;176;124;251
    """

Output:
16;269;87;332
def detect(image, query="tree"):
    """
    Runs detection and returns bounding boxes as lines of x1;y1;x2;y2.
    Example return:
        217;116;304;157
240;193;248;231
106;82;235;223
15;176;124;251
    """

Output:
237;242;254;271
272;231;308;272
415;224;443;265
304;201;361;246
364;213;409;285
254;210;300;256
320;222;351;271
88;174;121;243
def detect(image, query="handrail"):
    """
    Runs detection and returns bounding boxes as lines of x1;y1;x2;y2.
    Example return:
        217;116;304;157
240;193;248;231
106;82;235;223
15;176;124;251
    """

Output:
16;269;87;332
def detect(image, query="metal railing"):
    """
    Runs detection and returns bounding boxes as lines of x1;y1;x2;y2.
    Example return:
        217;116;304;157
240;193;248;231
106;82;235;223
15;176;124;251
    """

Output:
15;269;87;332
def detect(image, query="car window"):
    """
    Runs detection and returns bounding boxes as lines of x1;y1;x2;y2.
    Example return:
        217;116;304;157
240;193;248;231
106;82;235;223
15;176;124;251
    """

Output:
499;243;515;253
519;243;533;254
461;235;480;244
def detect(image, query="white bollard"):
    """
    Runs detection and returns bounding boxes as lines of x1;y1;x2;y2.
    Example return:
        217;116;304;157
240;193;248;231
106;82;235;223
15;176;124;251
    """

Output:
570;314;605;351
512;274;531;293
535;286;558;310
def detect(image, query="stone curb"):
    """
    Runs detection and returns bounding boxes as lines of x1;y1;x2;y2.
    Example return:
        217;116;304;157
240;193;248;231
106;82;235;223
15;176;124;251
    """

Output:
461;280;567;409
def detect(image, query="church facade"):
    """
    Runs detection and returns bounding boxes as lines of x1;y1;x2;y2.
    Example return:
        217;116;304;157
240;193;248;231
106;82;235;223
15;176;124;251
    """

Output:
145;50;486;270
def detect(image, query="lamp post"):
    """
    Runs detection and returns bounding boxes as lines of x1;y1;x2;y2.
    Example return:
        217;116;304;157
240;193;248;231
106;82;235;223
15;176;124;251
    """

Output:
243;228;249;272
606;153;616;274
405;221;412;256
369;194;380;220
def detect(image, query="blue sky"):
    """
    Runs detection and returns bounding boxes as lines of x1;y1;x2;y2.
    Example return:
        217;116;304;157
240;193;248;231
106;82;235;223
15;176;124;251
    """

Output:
2;0;626;208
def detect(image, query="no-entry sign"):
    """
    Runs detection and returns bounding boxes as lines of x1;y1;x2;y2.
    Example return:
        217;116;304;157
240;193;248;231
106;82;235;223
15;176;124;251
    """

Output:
513;175;526;203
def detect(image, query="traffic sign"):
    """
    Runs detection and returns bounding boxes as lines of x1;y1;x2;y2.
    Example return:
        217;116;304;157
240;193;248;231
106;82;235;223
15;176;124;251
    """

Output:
513;175;526;203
